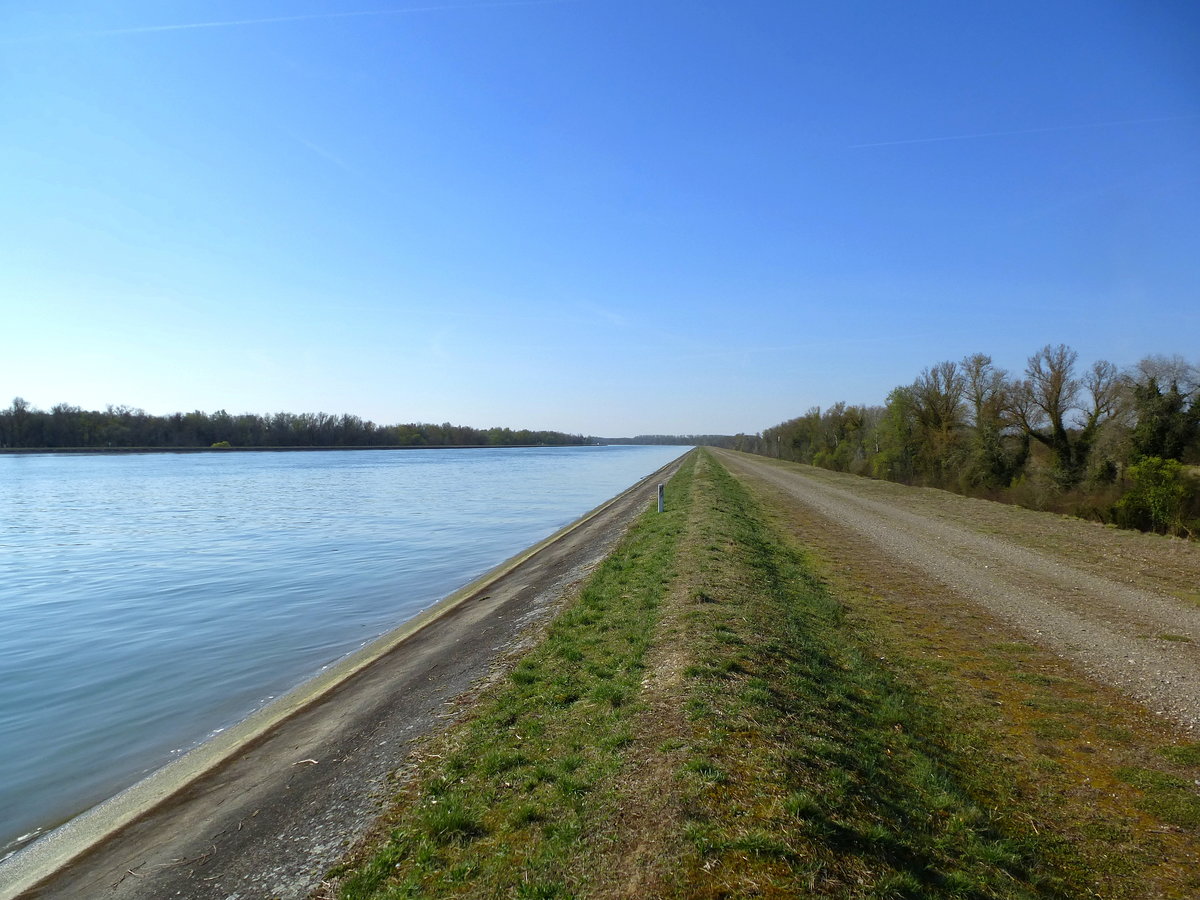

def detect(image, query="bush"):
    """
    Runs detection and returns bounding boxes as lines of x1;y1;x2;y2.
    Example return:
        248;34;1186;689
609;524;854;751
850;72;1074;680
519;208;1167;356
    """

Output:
1112;457;1196;535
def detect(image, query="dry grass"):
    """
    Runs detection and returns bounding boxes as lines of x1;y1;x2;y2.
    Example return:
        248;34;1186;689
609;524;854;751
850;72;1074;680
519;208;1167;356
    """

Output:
729;457;1200;898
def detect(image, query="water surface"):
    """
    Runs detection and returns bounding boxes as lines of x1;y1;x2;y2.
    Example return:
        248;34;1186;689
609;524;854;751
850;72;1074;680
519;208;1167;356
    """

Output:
0;445;686;856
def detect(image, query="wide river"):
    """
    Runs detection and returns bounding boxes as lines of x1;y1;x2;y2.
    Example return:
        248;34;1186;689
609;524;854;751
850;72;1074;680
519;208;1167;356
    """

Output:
0;445;688;858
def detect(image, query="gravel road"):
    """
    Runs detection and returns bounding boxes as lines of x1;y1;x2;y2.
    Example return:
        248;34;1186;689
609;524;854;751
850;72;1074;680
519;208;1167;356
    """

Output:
714;450;1200;732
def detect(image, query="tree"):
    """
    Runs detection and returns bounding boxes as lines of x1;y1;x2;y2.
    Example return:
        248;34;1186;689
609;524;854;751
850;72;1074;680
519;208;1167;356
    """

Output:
872;386;920;483
1126;356;1199;462
3;396;31;447
760;407;822;463
47;403;84;447
1011;344;1119;488
961;353;1027;489
908;361;967;484
813;403;871;472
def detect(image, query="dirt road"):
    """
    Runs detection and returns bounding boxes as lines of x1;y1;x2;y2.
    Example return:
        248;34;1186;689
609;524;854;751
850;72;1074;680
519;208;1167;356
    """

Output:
1;456;687;900
714;450;1200;732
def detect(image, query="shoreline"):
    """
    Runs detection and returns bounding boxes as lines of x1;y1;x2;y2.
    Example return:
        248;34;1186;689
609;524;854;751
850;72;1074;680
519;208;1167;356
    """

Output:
0;453;689;899
0;444;604;455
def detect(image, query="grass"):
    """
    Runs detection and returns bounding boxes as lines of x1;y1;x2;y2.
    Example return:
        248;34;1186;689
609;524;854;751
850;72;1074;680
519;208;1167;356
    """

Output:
723;451;1200;899
655;455;1082;898
1115;768;1200;828
328;449;1200;898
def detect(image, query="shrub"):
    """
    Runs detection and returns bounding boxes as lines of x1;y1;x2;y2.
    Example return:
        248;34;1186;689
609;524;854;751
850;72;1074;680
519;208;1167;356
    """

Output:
1112;457;1195;535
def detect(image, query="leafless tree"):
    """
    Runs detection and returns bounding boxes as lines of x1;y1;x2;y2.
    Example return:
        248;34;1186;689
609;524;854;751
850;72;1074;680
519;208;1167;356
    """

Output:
1132;354;1199;397
911;360;966;436
1011;344;1119;486
962;353;1008;430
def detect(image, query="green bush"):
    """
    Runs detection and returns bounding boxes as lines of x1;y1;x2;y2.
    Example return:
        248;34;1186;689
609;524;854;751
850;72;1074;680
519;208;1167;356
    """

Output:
1112;457;1195;535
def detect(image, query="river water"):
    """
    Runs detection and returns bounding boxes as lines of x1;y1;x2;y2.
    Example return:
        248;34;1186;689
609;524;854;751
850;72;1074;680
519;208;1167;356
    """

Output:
0;445;687;857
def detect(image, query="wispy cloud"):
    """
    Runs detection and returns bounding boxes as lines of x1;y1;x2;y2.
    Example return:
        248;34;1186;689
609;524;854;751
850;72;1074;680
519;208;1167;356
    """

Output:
578;301;629;328
9;0;580;43
291;136;358;177
660;332;936;364
849;113;1197;150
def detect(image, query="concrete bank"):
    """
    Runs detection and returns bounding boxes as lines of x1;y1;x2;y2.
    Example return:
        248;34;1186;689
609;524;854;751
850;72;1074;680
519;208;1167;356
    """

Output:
1;452;691;900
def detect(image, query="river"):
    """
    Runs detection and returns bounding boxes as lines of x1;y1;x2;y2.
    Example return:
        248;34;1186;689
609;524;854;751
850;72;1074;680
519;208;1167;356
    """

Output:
0;445;687;858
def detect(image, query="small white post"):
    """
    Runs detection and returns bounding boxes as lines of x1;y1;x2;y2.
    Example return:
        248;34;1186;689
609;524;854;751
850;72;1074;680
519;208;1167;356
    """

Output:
658;483;665;513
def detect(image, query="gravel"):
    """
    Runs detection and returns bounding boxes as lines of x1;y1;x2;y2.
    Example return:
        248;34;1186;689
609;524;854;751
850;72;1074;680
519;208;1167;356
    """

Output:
715;450;1200;732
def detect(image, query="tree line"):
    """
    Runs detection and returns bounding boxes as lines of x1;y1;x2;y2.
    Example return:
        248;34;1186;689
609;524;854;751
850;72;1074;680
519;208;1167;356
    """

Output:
0;400;587;450
603;434;741;447
742;346;1200;537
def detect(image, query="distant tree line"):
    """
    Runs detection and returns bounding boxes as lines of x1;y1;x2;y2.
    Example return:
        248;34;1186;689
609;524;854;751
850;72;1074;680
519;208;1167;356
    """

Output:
743;346;1200;537
0;400;586;450
602;434;740;448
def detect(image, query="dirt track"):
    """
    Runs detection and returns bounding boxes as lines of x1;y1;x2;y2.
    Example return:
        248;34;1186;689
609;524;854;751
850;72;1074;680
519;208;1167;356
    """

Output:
2;456;687;900
714;449;1200;732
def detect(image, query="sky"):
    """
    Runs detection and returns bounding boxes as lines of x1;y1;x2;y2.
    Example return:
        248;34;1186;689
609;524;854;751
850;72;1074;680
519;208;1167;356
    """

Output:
2;0;1197;437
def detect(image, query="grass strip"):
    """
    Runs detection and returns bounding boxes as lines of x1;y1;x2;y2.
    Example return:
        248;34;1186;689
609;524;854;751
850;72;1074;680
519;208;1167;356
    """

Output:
331;453;696;899
659;452;1086;898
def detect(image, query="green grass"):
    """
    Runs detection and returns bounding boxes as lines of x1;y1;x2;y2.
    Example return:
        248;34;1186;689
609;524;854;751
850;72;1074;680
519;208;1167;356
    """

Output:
1159;743;1200;766
665;456;1083;898
1115;767;1200;828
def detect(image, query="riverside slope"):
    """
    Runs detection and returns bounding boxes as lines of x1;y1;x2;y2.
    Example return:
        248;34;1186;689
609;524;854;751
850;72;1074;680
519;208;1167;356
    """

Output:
1;454;689;900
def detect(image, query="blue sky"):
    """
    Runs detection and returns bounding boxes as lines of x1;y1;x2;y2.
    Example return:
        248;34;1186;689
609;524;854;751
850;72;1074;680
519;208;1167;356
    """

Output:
2;1;1197;436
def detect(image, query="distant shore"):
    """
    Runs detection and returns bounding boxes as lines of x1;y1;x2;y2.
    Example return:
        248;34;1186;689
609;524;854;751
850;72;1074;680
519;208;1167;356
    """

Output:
0;444;606;455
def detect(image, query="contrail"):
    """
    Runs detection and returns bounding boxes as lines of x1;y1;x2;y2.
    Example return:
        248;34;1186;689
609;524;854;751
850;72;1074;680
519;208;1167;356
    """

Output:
13;0;579;41
292;136;359;176
849;113;1197;149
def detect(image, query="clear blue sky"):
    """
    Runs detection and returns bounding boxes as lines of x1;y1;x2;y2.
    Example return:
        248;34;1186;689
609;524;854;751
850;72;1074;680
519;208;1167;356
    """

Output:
2;1;1197;436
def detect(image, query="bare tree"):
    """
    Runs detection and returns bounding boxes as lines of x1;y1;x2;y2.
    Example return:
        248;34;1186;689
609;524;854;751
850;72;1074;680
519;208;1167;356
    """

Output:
962;353;1007;430
911;361;966;435
1133;354;1200;397
1012;344;1119;486
961;353;1026;487
909;361;967;483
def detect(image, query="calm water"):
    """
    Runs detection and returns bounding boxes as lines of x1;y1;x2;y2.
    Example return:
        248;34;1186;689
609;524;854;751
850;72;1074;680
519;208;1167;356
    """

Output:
0;445;687;857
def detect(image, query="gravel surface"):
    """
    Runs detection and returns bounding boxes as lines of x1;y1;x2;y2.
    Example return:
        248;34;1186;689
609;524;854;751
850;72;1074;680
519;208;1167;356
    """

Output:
715;450;1200;733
